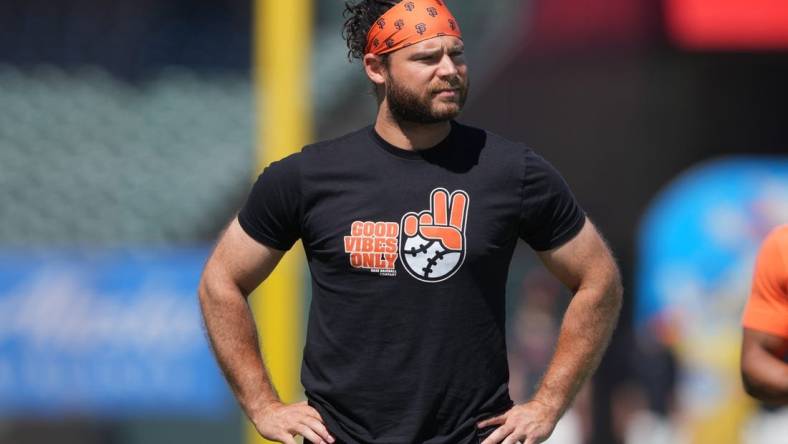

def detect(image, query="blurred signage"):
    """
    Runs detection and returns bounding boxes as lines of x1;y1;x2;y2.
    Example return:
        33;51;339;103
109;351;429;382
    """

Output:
524;0;654;50
667;0;788;49
636;157;788;442
0;248;232;418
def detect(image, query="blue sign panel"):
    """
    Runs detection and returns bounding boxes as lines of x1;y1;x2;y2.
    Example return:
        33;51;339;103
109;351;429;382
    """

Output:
636;158;788;328
0;247;233;418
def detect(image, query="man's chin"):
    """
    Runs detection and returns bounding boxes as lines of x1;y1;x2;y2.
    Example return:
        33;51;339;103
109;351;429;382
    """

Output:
432;104;462;120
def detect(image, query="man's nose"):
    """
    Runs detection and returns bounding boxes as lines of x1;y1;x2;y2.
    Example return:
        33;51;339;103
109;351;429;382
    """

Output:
436;53;459;79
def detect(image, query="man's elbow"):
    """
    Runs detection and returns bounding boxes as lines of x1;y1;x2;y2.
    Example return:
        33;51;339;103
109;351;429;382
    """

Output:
197;263;242;311
197;273;212;306
741;367;772;403
612;274;624;308
741;372;761;400
602;264;624;314
197;270;217;314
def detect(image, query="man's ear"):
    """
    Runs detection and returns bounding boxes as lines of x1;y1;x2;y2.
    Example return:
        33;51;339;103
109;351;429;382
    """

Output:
363;53;387;87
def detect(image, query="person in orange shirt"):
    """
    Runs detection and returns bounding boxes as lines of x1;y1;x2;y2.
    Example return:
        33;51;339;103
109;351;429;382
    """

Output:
741;224;788;404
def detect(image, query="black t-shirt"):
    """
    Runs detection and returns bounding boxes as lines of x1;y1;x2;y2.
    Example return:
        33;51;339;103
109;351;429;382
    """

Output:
238;121;585;444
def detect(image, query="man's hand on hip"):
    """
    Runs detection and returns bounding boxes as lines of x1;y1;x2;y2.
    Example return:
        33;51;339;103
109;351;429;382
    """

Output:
476;401;560;444
253;400;335;444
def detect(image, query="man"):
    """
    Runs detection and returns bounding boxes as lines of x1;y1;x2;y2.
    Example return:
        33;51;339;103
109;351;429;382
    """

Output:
741;224;788;404
198;1;622;443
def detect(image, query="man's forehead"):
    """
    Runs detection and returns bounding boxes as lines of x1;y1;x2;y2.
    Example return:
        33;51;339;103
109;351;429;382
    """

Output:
398;36;463;55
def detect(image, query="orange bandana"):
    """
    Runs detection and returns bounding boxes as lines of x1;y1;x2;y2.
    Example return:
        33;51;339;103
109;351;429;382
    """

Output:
365;0;463;56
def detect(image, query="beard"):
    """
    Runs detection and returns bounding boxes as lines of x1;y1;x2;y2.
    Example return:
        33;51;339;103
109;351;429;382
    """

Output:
385;73;469;125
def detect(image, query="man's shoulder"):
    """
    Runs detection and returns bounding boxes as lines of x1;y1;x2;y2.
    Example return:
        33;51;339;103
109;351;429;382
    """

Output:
265;127;371;172
763;224;788;263
768;224;788;242
299;126;372;157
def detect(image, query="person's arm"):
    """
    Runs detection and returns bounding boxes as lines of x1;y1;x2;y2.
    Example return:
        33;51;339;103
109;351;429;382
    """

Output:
740;226;788;405
198;218;335;444
741;328;788;404
478;219;623;444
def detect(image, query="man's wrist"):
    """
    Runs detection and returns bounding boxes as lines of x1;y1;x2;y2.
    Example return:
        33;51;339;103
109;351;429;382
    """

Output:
530;393;565;422
246;396;283;422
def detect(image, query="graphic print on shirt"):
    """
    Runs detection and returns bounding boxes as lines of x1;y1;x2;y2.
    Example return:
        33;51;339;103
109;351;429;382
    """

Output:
342;188;469;281
343;221;401;276
400;188;469;283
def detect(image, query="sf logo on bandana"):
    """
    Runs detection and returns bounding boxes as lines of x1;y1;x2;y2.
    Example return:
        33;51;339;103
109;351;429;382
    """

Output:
343;188;469;281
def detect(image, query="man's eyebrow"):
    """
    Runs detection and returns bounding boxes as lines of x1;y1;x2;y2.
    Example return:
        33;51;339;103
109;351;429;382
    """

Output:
411;48;442;57
411;45;464;57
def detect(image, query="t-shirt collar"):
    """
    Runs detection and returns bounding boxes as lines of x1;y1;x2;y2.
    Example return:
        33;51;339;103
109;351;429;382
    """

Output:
369;121;456;160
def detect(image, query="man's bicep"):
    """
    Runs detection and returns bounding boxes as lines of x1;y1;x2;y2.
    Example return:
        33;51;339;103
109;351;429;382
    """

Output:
204;217;286;296
535;218;618;292
742;229;788;338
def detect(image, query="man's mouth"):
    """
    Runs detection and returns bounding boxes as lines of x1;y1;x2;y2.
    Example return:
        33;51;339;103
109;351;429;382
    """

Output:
434;88;459;96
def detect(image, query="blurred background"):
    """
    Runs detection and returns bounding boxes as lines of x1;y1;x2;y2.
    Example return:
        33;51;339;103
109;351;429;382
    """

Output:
0;1;786;443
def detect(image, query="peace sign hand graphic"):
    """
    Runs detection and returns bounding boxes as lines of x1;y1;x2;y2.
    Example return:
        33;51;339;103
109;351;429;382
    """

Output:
402;189;468;251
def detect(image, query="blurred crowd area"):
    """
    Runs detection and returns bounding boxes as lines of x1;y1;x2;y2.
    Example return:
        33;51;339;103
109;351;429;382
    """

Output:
0;0;253;247
1;1;787;444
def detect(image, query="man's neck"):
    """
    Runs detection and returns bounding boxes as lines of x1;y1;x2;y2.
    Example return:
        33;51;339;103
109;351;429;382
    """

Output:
374;108;452;151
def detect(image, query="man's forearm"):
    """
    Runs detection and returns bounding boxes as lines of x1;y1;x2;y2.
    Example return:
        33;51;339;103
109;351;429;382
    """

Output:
198;276;280;418
532;280;622;417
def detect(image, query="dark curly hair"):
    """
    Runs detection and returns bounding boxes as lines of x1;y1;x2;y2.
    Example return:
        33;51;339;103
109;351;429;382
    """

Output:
342;0;402;62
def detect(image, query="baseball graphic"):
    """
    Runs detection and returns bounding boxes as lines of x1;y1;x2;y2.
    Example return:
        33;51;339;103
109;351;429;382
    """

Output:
400;188;469;282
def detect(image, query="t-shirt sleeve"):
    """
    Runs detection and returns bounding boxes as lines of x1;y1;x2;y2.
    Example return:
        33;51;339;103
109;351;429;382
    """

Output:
518;148;586;251
237;154;302;251
742;227;788;339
